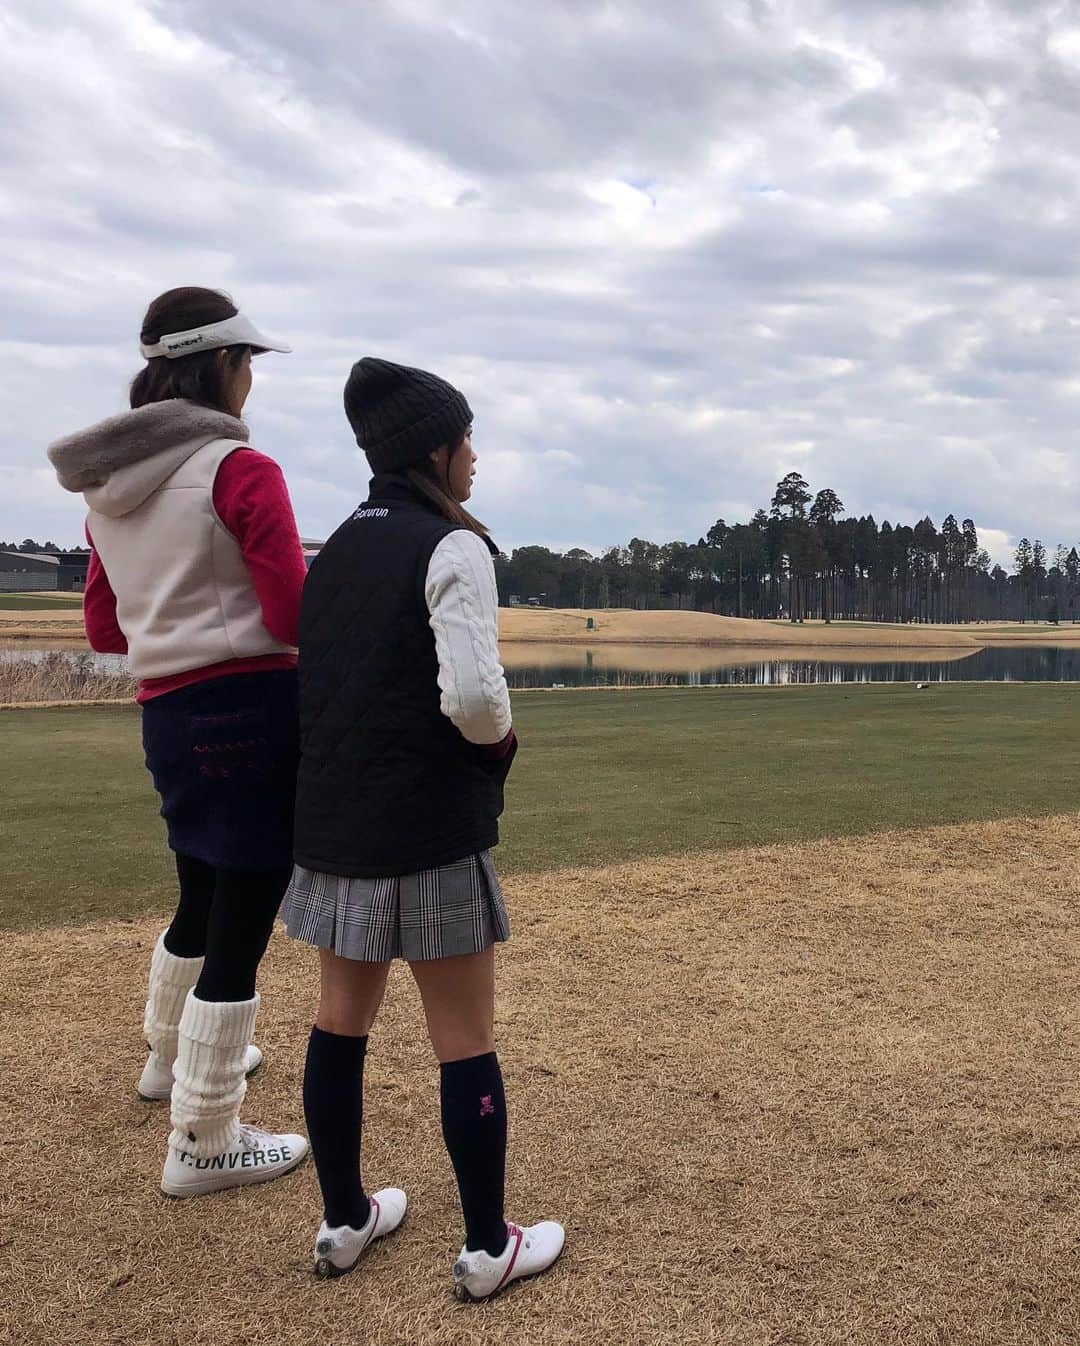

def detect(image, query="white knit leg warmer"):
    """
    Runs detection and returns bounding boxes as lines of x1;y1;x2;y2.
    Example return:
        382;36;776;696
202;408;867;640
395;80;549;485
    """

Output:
143;932;204;1074
169;992;259;1157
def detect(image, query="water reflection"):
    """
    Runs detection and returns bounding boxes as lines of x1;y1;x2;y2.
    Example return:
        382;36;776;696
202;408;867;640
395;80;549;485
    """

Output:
500;643;1080;686
0;641;128;672
5;641;1080;685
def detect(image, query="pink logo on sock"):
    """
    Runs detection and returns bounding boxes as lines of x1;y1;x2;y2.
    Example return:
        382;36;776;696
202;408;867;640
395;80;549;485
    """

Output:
480;1095;494;1117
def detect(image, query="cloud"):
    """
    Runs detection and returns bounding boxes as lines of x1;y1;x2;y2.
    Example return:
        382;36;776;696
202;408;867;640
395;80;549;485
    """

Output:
2;0;1079;562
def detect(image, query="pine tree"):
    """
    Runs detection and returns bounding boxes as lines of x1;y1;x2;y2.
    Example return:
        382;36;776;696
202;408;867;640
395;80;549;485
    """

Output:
1015;538;1034;621
770;473;812;520
810;490;844;620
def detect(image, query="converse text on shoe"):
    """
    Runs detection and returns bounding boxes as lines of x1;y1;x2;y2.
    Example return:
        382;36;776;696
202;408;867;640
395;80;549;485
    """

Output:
161;1124;308;1198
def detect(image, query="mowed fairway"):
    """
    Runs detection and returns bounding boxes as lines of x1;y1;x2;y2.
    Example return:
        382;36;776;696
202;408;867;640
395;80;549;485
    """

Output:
2;686;1080;1345
0;591;84;609
2;684;1079;929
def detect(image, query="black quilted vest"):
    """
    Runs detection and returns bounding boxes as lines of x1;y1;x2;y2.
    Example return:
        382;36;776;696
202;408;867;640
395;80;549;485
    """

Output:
293;475;510;877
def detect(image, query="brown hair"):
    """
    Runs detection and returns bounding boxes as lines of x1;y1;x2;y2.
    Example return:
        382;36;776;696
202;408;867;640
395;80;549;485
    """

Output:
406;437;488;536
130;287;249;412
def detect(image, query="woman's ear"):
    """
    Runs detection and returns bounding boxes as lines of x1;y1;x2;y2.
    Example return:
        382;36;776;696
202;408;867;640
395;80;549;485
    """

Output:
429;444;449;480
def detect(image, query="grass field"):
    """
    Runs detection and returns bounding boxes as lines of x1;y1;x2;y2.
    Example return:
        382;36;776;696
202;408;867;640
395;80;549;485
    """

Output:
3;686;1080;1344
4;817;1080;1344
499;607;981;647
3;684;1080;930
0;591;84;609
7;600;1080;649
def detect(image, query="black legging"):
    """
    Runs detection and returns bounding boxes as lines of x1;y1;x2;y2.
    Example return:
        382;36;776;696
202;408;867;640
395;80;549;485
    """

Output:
163;853;292;1002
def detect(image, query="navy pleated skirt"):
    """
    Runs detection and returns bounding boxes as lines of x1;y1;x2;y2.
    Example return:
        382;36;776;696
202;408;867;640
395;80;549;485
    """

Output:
141;669;299;871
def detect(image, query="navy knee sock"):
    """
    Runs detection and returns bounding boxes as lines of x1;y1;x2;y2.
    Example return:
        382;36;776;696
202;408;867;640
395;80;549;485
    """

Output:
303;1026;371;1230
440;1051;507;1257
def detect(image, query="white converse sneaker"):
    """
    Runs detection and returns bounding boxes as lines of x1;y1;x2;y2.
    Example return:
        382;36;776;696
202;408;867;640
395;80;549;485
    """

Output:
160;1123;308;1198
314;1187;408;1278
138;1045;263;1102
452;1219;565;1301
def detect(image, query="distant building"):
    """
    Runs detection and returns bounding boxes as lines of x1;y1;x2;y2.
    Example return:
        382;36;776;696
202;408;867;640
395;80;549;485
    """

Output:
24;549;90;592
54;550;89;591
301;537;325;570
0;550;59;593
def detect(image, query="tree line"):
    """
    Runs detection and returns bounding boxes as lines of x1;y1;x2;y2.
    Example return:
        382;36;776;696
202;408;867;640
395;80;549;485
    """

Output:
494;473;1080;624
0;539;88;555
12;481;1079;624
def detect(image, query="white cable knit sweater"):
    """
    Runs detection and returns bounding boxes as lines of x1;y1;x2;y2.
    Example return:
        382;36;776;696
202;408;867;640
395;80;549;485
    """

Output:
424;530;512;745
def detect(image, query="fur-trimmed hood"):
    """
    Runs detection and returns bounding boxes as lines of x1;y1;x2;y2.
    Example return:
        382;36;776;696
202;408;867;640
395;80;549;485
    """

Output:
47;400;249;518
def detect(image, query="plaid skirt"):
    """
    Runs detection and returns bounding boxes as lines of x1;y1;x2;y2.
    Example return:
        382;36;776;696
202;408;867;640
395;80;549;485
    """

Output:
281;851;510;962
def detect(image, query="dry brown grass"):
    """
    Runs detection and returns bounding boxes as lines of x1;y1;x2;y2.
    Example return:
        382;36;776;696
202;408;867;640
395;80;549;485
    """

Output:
953;623;1080;646
3;815;1080;1345
0;651;135;704
10;606;1080;653
498;609;983;649
0;609;86;640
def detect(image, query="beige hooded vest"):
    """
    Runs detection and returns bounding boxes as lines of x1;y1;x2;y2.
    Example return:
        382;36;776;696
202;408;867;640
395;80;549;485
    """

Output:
48;400;293;679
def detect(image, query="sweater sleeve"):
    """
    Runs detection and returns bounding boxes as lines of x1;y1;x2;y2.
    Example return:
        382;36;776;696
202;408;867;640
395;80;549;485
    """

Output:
212;448;307;648
425;531;512;745
82;521;128;654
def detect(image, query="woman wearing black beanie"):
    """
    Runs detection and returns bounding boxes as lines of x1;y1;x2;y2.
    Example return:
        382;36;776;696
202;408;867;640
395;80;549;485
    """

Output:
281;358;565;1300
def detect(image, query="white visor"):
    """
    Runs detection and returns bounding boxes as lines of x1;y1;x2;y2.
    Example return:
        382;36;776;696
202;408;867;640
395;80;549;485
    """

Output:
139;313;291;360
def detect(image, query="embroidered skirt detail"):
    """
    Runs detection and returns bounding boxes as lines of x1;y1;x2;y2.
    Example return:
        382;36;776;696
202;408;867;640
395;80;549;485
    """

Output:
141;669;299;871
281;850;510;962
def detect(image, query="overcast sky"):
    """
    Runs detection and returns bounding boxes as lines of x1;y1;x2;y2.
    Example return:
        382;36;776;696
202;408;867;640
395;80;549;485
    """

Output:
4;0;1080;565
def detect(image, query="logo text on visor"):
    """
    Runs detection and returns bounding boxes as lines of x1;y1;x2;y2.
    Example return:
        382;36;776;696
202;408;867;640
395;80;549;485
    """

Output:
140;314;291;360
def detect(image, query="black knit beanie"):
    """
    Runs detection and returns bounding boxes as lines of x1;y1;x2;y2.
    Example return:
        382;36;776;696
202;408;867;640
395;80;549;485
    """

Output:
344;357;473;473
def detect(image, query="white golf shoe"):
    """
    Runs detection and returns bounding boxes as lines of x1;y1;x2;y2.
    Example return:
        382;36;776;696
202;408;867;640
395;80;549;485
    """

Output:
452;1219;565;1301
160;1123;308;1198
137;1044;263;1102
313;1187;408;1278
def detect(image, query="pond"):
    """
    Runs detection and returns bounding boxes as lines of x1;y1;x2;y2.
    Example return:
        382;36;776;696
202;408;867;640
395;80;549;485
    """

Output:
500;643;1080;687
5;641;1080;688
0;643;128;672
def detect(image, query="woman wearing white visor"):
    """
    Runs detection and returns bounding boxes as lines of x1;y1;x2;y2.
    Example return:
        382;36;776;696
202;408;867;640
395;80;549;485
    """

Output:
48;287;310;1197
